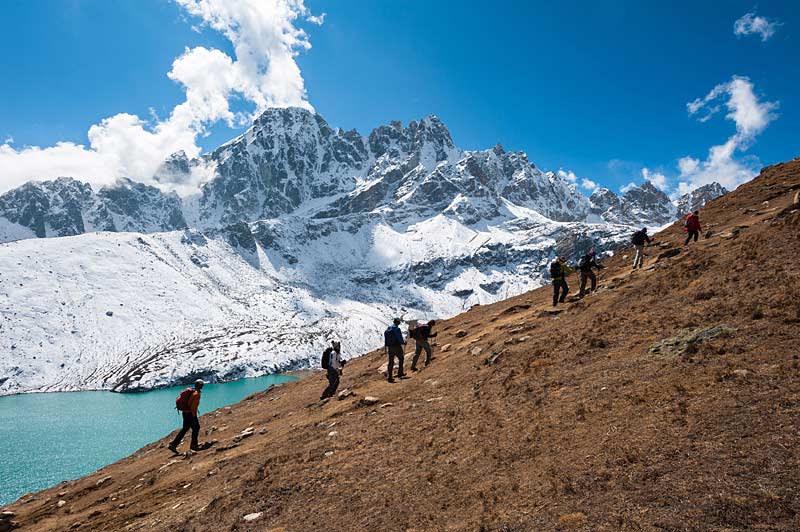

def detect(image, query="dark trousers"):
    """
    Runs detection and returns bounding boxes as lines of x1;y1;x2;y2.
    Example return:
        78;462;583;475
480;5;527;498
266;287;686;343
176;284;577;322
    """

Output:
579;271;597;297
411;341;432;369
171;412;199;449
684;230;699;245
387;346;405;380
321;368;340;399
552;279;569;306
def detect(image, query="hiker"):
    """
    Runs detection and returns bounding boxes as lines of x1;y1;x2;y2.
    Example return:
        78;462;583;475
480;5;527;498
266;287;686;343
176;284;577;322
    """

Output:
550;256;574;307
169;379;203;453
384;318;407;383
578;249;604;297
684;210;701;246
320;340;345;400
410;320;438;371
631;227;653;269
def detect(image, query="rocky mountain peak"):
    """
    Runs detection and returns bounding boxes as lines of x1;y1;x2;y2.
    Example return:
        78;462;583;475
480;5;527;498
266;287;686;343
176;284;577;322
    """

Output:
675;182;728;214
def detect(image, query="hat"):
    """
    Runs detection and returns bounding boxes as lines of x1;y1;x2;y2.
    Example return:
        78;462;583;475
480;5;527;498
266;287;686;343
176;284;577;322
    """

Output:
194;379;205;389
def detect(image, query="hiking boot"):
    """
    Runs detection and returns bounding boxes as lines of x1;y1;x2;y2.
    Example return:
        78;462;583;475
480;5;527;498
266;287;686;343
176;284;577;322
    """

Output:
410;366;418;372
398;374;409;380
190;445;201;452
387;378;396;383
168;444;179;454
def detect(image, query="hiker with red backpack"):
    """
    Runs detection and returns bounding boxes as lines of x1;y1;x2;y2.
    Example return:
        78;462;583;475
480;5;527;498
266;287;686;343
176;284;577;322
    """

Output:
320;340;345;400
384;318;407;383
550;256;574;307
410;320;438;371
169;379;204;454
684;210;701;246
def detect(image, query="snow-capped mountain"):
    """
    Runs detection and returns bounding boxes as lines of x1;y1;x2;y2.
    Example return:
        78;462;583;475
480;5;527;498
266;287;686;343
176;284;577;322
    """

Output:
0;108;728;395
675;183;729;215
0;177;186;242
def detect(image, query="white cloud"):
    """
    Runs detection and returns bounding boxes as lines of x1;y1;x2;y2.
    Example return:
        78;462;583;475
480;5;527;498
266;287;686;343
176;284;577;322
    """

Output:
557;169;578;182
641;167;668;190
580;178;599;192
679;75;778;193
734;12;780;42
0;0;321;195
620;182;637;193
307;13;325;25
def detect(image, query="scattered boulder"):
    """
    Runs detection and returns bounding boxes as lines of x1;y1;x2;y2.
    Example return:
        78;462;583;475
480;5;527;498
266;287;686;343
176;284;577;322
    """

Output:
484;351;504;365
95;476;113;488
439;344;452;352
242;512;263;522
656;248;681;261
454;330;467;338
470;347;483;356
232;428;255;442
379;403;394;408
105;311;113;317
649;325;736;358
539;308;563;317
704;230;714;239
57;500;66;508
359;396;380;406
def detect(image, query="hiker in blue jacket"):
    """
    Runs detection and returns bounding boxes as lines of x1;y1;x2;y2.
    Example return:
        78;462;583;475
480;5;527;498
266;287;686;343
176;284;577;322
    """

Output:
384;318;407;383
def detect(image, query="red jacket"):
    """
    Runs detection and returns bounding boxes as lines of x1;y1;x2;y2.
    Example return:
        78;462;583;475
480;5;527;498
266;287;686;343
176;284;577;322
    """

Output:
685;213;701;232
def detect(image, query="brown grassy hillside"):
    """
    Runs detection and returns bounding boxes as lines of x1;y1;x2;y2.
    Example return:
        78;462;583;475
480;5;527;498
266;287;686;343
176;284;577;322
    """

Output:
3;159;800;532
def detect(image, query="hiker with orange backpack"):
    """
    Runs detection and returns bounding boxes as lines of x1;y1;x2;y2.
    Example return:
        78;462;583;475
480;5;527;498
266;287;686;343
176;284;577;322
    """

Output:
320;340;345;400
410;320;438;371
684;210;701;246
169;379;204;454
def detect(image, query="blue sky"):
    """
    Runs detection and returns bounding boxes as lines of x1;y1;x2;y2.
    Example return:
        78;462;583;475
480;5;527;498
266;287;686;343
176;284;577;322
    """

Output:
0;0;797;196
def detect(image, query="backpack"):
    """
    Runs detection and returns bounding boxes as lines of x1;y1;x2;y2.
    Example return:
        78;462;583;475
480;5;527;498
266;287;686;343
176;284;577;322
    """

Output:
384;327;399;347
631;230;645;245
578;255;591;271
410;325;426;340
549;260;561;279
321;347;334;369
175;388;194;411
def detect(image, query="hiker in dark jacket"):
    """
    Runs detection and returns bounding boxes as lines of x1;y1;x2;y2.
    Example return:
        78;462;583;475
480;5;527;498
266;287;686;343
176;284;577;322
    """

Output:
320;341;345;400
169;379;203;454
384;318;407;383
631;228;653;269
550;257;574;307
684;210;701;246
410;320;438;371
578;249;604;297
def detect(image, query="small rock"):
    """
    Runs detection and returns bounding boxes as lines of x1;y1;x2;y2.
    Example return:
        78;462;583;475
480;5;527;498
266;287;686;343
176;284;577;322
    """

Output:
454;330;467;338
57;500;67;508
379;403;394;408
426;396;443;402
517;335;531;343
69;522;82;530
360;396;379;406
439;343;452;352
95;476;112;488
1;511;15;520
243;512;263;522
732;369;750;378
471;347;483;356
323;451;335;457
57;491;68;497
258;428;267;435
704;230;714;239
337;389;354;400
327;431;339;437
105;311;113;317
171;502;182;510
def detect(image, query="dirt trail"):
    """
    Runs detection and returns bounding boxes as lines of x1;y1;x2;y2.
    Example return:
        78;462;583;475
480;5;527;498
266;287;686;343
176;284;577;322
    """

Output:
3;159;800;531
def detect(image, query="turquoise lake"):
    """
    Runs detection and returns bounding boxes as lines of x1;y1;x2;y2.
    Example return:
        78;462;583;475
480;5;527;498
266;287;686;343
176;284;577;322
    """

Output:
0;374;295;506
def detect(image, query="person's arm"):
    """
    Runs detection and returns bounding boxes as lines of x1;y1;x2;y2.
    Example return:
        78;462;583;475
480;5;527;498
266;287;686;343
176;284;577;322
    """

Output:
189;392;200;416
429;331;438;338
394;327;405;345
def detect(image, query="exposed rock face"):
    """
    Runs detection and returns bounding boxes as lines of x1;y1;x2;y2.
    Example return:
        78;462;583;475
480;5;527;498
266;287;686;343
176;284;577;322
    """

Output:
674;183;728;215
0;177;186;242
589;182;675;225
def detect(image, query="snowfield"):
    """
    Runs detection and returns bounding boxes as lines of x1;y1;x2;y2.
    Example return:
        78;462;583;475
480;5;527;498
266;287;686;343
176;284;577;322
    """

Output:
0;212;632;396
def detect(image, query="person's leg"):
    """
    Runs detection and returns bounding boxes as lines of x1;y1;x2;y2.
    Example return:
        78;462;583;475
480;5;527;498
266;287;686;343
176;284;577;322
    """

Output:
396;350;406;377
411;343;422;370
589;270;597;292
684;232;691;245
579;273;588;297
189;415;200;450
559;280;569;303
321;369;337;399
693;230;699;242
423;343;432;366
552;282;559;306
170;412;191;448
387;350;395;381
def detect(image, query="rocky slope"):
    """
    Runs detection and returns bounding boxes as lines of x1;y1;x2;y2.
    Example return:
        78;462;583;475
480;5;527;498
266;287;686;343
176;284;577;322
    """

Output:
0;109;727;395
4;158;798;531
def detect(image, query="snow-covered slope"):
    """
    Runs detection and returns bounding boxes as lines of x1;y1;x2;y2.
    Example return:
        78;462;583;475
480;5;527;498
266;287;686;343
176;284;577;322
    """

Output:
0;107;730;395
